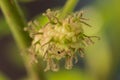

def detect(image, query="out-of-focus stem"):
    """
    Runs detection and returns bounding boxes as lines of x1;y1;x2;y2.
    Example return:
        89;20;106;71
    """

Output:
61;0;79;18
0;0;29;50
0;0;41;80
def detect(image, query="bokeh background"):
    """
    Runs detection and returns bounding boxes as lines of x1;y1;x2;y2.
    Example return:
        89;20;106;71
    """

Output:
0;0;120;80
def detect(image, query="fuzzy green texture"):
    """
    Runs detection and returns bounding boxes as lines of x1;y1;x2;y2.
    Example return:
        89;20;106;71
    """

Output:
0;0;82;79
25;9;97;72
0;0;85;79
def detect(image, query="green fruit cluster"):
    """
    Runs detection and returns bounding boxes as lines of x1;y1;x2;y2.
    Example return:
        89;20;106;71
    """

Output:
25;9;97;71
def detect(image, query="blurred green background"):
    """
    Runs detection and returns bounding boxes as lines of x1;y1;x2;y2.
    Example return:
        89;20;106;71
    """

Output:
0;0;120;80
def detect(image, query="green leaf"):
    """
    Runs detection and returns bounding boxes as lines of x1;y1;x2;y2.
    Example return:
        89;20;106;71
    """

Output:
46;69;86;80
81;6;104;36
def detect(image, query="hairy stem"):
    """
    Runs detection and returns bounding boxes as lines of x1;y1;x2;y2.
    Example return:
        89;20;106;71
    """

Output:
0;0;42;80
61;0;79;18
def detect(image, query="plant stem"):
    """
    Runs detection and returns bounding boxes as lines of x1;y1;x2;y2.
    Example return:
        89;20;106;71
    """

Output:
61;0;79;18
0;0;29;50
0;0;41;80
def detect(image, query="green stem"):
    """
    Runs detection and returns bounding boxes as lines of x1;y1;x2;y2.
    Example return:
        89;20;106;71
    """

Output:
0;0;29;50
0;0;41;80
61;0;79;18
